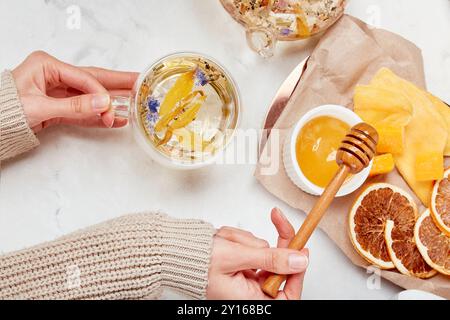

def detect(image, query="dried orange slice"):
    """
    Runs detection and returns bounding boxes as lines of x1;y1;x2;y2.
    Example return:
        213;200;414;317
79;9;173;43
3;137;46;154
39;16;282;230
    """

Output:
414;209;450;275
385;220;437;278
430;167;450;236
349;183;417;269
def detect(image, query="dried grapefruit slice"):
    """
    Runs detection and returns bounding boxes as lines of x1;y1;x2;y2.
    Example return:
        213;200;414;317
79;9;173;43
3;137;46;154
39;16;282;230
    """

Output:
385;220;437;278
414;209;450;275
431;167;450;236
349;183;417;269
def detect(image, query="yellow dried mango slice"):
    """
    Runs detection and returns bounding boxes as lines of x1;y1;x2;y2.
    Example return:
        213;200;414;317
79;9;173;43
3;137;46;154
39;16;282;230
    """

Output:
426;93;450;156
354;85;412;127
354;84;411;154
386;71;446;205
159;70;195;117
354;68;447;206
415;151;444;181
375;125;404;154
369;153;395;177
393;77;446;181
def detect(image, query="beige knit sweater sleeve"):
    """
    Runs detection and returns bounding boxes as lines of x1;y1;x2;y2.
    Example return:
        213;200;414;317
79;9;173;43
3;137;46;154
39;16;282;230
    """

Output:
0;213;215;300
0;70;216;300
0;70;39;161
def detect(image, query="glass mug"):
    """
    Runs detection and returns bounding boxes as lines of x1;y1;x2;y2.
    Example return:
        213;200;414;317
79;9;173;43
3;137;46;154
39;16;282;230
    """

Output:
219;0;347;58
111;52;240;169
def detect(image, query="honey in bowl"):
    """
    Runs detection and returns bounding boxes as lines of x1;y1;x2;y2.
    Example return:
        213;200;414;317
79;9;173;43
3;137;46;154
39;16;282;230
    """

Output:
295;116;350;188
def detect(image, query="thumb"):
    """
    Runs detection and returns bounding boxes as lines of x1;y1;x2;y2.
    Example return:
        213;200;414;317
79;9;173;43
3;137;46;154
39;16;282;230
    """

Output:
45;94;111;119
231;247;309;275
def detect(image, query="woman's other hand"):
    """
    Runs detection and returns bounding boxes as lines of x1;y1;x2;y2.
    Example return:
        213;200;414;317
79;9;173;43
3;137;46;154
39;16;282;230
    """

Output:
12;51;138;132
207;208;309;300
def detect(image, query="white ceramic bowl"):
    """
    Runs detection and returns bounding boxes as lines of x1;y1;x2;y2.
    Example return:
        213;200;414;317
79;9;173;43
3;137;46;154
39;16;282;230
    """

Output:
283;104;372;197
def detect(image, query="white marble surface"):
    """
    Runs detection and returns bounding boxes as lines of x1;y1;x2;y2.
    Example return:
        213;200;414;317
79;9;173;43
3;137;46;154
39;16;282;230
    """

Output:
0;0;449;300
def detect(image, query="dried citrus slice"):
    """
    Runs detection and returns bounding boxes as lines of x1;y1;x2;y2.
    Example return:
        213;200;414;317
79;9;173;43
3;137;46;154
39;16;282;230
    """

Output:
155;90;205;135
384;220;437;278
414;209;450;275
158;70;195;117
293;5;310;38
430;167;450;236
170;94;206;130
349;183;417;269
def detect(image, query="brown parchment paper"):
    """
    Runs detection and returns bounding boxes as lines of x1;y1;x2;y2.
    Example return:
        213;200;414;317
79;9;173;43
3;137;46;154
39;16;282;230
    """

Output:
255;15;449;299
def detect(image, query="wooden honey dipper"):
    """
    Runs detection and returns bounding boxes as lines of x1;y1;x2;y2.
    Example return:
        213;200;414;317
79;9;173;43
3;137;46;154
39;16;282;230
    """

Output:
261;122;378;298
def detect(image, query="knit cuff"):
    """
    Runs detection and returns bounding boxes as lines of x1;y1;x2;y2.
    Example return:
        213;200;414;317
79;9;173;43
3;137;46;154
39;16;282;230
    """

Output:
158;215;216;300
0;70;39;161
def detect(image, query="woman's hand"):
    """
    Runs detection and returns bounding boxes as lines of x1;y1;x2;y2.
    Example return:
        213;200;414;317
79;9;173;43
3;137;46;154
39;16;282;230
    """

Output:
11;51;138;132
207;208;309;300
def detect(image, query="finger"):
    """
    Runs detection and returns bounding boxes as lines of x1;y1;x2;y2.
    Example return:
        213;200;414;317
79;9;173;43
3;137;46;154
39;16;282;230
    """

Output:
43;94;111;119
81;67;138;89
108;89;133;97
49;58;108;94
242;270;258;280
44;88;125;129
281;271;306;300
217;227;269;249
47;87;131;99
282;248;309;300
59;116;128;128
47;86;71;98
256;250;308;301
37;118;62;131
229;246;309;274
257;270;271;286
101;110;116;128
271;207;295;248
256;270;303;301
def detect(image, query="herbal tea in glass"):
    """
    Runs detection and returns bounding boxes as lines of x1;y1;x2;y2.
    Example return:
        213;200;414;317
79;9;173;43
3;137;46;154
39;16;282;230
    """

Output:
133;53;239;166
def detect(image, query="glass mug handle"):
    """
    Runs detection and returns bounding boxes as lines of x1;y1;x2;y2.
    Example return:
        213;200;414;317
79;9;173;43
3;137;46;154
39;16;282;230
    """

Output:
110;96;132;119
245;26;277;58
